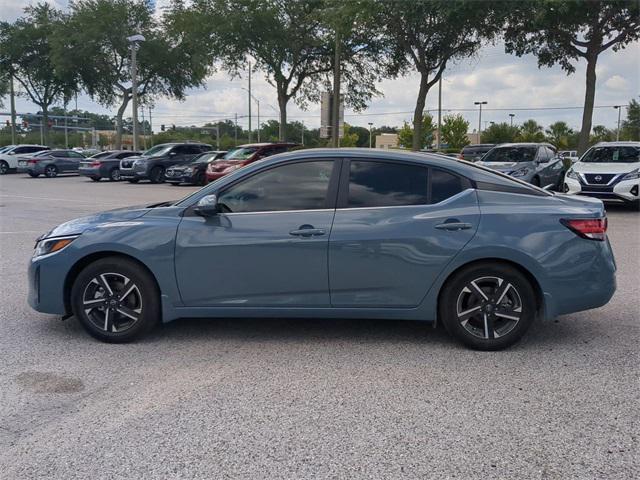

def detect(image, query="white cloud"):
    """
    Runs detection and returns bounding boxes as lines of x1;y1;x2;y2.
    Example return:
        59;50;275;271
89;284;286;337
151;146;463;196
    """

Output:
604;75;630;91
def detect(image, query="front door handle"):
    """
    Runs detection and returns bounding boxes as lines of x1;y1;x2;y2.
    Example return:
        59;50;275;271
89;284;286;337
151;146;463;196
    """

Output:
435;222;472;231
289;225;326;237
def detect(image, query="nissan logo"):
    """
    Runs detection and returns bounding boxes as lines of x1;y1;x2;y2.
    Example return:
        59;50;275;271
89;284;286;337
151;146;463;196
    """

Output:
595;175;602;182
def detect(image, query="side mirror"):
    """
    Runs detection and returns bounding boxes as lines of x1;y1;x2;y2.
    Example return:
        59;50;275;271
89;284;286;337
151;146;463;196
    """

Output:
194;194;219;217
8;151;15;155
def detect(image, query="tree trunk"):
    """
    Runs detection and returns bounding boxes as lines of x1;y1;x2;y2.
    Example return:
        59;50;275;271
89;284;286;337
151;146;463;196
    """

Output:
412;73;429;151
578;53;598;155
41;105;49;146
277;91;288;142
115;96;130;150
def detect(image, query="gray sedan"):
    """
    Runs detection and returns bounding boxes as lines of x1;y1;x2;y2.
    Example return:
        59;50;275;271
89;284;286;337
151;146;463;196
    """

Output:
79;150;141;182
17;149;86;178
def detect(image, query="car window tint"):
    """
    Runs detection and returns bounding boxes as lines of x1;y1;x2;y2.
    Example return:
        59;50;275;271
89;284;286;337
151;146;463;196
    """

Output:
431;169;465;204
218;161;334;213
347;161;428;208
68;151;85;158
581;146;639;163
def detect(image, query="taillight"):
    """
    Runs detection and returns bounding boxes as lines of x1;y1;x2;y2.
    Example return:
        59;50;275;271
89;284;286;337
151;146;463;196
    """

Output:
458;154;464;160
91;161;101;167
561;217;607;241
28;159;39;164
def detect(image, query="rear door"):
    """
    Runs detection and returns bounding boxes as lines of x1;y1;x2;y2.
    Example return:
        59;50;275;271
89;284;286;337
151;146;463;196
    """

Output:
328;159;480;307
65;151;84;171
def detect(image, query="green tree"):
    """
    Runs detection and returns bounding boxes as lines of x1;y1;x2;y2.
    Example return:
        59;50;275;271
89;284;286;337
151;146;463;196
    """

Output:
517;119;546;142
397;115;435;149
481;122;520;144
339;123;360;147
545;121;574;148
0;4;75;145
54;0;211;148
621;98;639;141
441;114;470;150
0;73;7;108
503;0;640;154
376;0;499;151
590;124;614;143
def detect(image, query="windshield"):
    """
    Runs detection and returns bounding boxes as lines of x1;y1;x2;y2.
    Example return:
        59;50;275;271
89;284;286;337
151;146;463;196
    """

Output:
194;152;217;163
581;146;639;163
0;145;15;153
223;147;258;160
141;145;172;157
482;146;537;163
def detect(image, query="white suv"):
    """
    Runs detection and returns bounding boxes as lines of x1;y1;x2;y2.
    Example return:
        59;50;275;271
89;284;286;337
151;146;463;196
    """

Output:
564;141;639;207
0;144;50;174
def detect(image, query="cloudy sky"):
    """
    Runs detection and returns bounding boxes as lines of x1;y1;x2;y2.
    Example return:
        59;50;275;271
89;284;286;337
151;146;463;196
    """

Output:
2;0;639;133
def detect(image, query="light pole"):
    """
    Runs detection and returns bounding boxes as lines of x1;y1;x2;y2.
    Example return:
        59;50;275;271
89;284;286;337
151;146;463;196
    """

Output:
127;34;145;151
509;113;515;127
301;120;305;146
247;62;252;142
474;101;487;142
613;105;623;141
242;87;260;142
368;122;373;148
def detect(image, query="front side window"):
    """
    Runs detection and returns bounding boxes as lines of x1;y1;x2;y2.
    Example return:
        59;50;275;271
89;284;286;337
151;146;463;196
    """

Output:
347;161;428;208
218;161;334;213
581;146;639;163
431;169;465;203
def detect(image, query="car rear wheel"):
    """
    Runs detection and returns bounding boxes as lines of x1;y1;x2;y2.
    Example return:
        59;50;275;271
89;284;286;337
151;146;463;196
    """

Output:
149;166;165;184
196;172;206;186
0;160;9;174
109;168;121;181
127;179;139;184
44;165;58;178
91;177;101;182
71;257;160;343
28;172;39;178
439;263;536;350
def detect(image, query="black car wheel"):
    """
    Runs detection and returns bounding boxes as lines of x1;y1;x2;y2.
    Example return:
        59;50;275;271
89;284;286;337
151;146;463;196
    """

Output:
531;176;540;187
149;166;165;184
196;171;206;186
28;172;39;178
127;179;139;184
0;160;9;174
71;257;160;343
44;165;58;178
109;168;121;182
439;262;536;350
91;177;101;182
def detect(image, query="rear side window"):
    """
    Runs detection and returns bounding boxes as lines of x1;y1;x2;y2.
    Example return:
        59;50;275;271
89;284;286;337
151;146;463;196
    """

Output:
347;161;428;207
431;169;465;204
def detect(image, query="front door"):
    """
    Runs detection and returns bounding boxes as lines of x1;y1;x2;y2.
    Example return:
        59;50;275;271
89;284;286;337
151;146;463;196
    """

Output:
175;159;339;307
329;160;480;307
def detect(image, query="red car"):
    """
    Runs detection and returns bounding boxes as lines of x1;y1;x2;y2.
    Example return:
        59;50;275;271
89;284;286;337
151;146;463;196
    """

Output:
206;143;298;183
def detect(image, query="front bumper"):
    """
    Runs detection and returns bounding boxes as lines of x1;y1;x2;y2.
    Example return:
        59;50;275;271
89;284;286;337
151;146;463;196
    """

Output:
564;175;639;203
28;252;70;315
166;170;198;184
120;167;148;180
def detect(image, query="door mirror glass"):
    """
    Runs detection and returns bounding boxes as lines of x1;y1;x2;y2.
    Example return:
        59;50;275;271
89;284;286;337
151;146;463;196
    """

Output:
194;194;219;217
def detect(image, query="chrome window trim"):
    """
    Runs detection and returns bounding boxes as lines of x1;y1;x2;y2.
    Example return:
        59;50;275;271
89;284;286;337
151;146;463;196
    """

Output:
221;208;336;216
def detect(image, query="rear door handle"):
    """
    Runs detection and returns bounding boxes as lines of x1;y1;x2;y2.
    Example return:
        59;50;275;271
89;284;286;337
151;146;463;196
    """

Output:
435;222;472;231
289;226;326;237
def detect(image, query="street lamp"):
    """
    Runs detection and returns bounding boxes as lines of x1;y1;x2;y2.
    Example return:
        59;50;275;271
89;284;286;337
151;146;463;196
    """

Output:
368;122;373;148
509;113;515;127
127;34;145;151
242;87;260;142
474;101;487;141
613;105;623;141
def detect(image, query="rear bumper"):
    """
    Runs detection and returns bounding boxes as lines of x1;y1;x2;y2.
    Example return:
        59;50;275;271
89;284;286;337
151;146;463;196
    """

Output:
79;166;103;178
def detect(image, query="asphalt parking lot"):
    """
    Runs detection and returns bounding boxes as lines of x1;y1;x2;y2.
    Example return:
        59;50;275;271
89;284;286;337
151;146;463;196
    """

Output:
0;173;638;479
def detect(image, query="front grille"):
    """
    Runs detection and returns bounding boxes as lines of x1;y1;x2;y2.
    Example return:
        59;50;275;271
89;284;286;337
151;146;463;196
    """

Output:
582;185;614;193
583;173;616;185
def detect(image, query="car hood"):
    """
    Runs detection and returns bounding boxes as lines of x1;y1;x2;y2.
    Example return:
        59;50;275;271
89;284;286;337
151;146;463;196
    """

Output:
572;161;640;174
168;161;200;170
477;161;523;171
209;159;245;171
44;203;164;238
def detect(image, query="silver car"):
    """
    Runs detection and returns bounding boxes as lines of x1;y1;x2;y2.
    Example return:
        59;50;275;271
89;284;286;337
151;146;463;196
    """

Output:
17;149;86;178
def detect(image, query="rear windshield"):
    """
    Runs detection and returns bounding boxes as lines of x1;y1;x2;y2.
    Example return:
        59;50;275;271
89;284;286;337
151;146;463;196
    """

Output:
89;151;112;159
580;146;639;163
483;146;537;163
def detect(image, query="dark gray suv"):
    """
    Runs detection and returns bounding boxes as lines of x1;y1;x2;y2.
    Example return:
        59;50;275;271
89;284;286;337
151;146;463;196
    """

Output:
119;143;212;184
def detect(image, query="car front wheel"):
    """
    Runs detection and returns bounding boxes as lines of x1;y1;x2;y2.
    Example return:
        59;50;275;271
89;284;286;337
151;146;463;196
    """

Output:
149;166;165;184
0;160;9;174
71;257;160;343
439;263;536;350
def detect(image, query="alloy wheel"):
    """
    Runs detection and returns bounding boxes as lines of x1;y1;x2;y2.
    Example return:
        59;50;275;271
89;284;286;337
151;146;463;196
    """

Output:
45;166;57;178
0;161;8;174
82;273;143;333
110;168;121;181
455;276;523;340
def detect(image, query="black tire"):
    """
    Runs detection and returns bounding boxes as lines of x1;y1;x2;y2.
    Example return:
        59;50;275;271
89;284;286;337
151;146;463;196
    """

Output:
71;256;160;343
109;168;121;182
91;177;101;182
439;262;536;350
127;179;139;184
0;160;9;175
170;182;181;186
28;172;39;178
44;165;58;178
555;172;565;191
196;171;206;186
149;166;165;184
531;176;540;187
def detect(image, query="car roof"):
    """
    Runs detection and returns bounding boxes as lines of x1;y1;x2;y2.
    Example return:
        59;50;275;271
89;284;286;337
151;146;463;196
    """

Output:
463;144;495;148
592;141;640;147
237;142;299;148
493;142;555;148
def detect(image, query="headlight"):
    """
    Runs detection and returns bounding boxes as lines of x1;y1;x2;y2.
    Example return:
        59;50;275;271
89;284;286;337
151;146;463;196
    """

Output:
566;169;578;179
223;164;243;174
34;235;79;258
183;167;193;174
511;168;530;177
621;169;639;180
134;159;147;166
